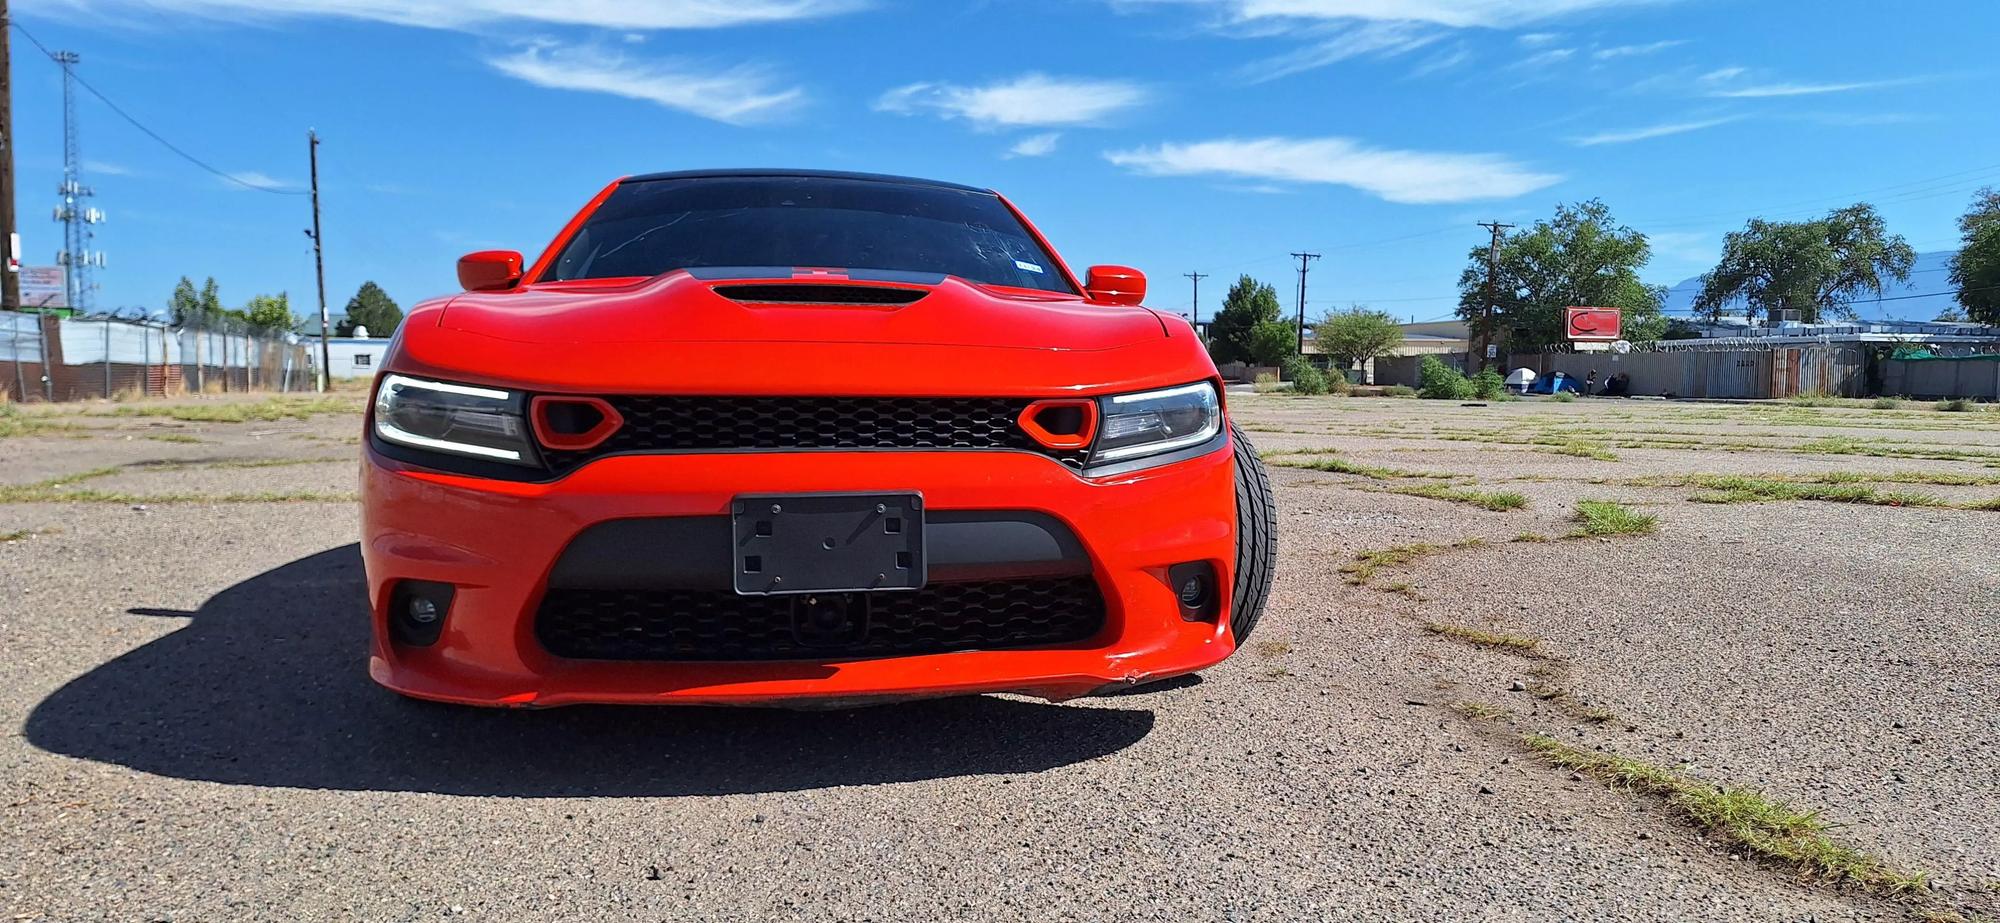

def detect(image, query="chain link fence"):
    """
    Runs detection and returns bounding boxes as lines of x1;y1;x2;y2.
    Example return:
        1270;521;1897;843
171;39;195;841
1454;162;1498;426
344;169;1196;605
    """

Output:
1;310;319;402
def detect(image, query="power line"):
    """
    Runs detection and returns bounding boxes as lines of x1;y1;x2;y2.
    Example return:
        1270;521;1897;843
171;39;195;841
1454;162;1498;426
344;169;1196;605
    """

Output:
9;20;306;196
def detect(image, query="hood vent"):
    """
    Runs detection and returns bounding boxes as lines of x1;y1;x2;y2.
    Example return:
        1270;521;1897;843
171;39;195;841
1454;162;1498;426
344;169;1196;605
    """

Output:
711;283;928;306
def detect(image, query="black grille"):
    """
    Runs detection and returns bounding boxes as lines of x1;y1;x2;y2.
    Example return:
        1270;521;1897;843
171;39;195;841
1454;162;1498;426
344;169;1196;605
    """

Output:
541;397;1088;472
535;577;1107;661
711;283;927;305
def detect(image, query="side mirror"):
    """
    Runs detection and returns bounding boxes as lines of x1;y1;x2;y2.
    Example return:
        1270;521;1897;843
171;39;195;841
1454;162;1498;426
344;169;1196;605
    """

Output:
1083;265;1146;305
458;250;523;292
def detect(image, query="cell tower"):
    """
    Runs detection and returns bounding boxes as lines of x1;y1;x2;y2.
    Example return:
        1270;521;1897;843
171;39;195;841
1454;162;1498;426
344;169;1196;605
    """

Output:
51;50;105;311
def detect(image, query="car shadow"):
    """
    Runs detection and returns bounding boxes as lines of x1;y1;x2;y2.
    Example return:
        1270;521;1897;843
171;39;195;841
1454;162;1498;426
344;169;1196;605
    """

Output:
22;545;1156;797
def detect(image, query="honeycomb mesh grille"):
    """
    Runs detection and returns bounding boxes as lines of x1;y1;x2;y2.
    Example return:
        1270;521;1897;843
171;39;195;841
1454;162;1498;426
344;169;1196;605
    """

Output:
539;396;1089;472
535;577;1107;661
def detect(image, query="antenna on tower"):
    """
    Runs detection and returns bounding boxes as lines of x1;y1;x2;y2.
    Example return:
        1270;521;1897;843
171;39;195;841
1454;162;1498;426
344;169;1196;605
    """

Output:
52;50;106;312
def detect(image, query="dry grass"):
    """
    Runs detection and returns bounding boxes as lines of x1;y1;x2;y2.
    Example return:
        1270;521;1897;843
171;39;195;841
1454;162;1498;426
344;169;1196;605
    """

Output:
1339;542;1442;585
1523;735;1929;893
1388;483;1530;512
1538;440;1620;461
1450;701;1510;720
1423;621;1541;654
1264;451;1460;480
0;405;73;439
102;395;361;423
0;461;354;505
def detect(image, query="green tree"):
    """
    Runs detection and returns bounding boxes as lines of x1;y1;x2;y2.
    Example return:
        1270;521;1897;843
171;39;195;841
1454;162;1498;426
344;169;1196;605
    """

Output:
338;280;404;337
1948;187;2000;324
243;292;296;332
1245;321;1297;365
1313;305;1403;370
196;277;224;328
1207;275;1284;364
167;277;201;326
1456;200;1667;349
1694;203;1915;325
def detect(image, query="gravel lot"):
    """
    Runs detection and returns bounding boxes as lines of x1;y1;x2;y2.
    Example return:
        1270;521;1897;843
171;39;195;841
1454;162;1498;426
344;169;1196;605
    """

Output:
2;392;1996;921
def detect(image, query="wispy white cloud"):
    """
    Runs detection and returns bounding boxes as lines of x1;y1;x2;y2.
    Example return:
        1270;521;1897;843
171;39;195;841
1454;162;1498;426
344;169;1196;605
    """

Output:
1706;76;1929;98
1791;111;1931;127
487;43;802;124
1103;136;1561;204
1006;132;1063;158
1591;38;1684;59
1241;20;1442;82
1569;116;1736;146
27;0;868;31
1113;1;1669;80
1119;0;1675;29
219;170;297;191
876;74;1149;129
1408;44;1472;78
83;159;134;176
1514;47;1575;68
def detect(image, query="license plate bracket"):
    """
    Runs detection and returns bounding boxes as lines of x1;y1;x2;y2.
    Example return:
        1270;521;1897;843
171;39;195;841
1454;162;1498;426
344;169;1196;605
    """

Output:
731;492;926;595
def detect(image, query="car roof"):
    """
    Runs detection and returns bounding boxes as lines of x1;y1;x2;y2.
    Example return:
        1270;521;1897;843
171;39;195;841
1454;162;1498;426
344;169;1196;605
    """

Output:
620;168;991;195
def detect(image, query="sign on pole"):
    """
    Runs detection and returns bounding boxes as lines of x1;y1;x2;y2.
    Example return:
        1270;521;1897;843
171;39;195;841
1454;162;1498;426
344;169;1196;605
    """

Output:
1564;306;1621;341
19;267;67;308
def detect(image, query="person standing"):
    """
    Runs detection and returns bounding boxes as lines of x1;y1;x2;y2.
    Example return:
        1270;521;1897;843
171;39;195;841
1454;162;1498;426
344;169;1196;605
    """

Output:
1585;369;1598;396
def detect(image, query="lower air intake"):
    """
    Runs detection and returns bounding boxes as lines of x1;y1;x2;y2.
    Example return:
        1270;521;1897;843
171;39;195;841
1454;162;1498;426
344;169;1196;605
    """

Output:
534;577;1107;661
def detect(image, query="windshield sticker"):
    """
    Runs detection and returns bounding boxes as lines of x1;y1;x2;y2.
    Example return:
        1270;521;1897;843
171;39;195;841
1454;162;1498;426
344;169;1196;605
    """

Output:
1014;260;1045;274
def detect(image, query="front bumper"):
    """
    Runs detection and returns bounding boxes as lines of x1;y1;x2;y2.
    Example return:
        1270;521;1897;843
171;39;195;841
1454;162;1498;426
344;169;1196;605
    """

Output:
360;441;1239;707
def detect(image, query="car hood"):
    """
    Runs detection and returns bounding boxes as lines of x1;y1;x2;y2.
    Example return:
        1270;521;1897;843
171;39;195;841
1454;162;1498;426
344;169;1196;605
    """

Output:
437;270;1164;351
396;270;1201;398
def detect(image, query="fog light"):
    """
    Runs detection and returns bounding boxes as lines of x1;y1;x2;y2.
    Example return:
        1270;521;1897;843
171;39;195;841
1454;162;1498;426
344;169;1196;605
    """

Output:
389;580;456;647
1177;574;1207;606
1166;562;1219;623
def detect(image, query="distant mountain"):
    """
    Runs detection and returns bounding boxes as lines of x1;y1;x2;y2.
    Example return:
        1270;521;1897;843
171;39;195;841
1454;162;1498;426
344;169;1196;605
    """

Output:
1659;251;1960;322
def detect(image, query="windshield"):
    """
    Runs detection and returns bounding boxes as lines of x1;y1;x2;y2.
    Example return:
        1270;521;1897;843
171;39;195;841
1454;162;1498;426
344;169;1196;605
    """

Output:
543;175;1075;294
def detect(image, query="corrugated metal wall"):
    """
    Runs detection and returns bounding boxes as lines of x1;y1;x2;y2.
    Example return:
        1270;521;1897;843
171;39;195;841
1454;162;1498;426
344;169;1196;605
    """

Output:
1;310;317;402
1513;345;1866;398
1881;358;2000;399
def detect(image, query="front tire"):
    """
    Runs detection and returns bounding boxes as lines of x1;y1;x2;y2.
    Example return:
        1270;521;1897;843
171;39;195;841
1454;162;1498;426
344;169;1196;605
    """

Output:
1228;422;1277;643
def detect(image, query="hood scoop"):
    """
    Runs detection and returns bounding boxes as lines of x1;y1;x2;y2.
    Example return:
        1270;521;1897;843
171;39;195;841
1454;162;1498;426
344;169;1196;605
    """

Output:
711;283;927;306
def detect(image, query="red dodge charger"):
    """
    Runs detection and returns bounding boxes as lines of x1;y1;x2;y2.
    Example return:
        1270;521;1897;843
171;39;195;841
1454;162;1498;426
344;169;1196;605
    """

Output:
360;169;1277;707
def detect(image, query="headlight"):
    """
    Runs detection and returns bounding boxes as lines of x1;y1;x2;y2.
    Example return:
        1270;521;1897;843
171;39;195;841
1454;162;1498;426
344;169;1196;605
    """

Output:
373;374;538;465
1091;381;1222;466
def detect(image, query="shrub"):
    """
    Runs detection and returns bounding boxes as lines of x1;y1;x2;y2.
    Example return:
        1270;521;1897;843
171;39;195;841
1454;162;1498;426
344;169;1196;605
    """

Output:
1870;397;1903;410
1280;356;1329;395
1550;392;1577;403
1418;355;1474;400
1936;398;1976;412
1252;372;1281;394
1382;385;1417;398
1471;367;1506;400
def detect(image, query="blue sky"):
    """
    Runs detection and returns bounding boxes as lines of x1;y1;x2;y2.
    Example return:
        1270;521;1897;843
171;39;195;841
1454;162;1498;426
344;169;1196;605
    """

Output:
11;0;1998;325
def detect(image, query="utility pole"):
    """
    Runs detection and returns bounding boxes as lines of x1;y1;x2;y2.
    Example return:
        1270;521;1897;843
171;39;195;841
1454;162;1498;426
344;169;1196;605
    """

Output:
1474;222;1513;373
1289;251;1319;355
0;0;20;310
1182;271;1207;340
306;130;330;392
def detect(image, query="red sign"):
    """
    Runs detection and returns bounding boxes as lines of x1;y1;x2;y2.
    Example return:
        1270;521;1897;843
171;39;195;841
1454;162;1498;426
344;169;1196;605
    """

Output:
1565;307;1621;341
